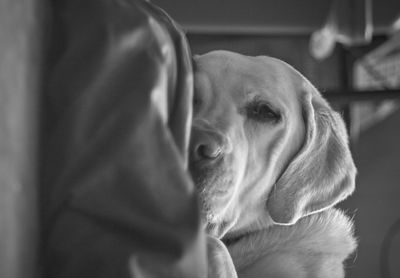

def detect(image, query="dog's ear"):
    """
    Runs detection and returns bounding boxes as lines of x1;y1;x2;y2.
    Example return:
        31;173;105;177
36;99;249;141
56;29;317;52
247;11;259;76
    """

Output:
267;81;356;225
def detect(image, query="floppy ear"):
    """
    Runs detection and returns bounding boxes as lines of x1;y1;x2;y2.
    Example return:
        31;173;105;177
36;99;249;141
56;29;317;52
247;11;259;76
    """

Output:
267;81;356;225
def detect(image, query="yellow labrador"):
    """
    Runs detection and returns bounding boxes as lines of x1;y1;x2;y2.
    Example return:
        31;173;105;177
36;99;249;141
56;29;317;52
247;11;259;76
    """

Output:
189;50;357;277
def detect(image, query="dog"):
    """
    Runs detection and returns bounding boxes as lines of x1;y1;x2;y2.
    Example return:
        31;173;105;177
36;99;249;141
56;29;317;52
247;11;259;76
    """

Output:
189;50;357;277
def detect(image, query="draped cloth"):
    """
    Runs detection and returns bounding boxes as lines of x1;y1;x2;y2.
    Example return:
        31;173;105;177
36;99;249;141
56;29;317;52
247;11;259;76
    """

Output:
41;0;206;277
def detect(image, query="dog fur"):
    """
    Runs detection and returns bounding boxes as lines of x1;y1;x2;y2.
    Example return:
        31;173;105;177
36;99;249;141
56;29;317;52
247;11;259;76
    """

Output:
189;50;357;277
229;209;356;278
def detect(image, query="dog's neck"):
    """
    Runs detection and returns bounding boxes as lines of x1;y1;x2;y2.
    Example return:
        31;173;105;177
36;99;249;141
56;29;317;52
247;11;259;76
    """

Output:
224;209;357;273
221;211;275;246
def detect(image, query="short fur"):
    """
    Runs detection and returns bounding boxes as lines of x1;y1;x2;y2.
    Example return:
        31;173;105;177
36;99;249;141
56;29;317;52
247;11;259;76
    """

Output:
229;209;357;278
190;50;357;278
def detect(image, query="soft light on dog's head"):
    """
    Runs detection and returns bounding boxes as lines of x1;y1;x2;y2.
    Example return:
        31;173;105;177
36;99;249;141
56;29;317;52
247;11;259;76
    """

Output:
190;50;356;238
266;79;357;225
190;51;307;237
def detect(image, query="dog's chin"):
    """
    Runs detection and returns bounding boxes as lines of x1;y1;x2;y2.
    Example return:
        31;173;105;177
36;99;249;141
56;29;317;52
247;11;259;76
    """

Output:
189;156;236;191
189;161;238;238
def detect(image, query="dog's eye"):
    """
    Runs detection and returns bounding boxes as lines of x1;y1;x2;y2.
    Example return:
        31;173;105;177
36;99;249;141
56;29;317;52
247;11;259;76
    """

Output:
246;101;281;123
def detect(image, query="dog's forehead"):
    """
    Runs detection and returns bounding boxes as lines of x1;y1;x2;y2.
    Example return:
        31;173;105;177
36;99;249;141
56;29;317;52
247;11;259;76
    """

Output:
194;51;303;99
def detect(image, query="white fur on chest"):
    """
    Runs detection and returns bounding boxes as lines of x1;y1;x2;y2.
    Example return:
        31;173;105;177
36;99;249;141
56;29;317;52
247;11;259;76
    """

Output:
227;209;357;278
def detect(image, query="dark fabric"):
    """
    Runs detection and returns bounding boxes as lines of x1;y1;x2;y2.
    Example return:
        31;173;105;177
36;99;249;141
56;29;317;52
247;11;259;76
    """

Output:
41;0;206;277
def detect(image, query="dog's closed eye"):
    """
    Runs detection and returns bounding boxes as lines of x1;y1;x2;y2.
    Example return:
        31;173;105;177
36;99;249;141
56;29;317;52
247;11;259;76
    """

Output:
244;100;281;124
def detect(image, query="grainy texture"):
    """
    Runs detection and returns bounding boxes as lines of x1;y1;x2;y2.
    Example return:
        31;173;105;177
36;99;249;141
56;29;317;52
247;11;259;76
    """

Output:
0;0;42;277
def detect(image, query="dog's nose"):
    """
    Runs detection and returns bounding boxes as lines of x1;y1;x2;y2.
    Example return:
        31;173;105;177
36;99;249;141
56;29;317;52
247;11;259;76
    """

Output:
190;127;226;162
194;141;222;160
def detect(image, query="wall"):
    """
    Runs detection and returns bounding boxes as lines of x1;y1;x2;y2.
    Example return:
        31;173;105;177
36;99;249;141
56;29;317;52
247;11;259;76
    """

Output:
341;108;400;278
153;0;400;34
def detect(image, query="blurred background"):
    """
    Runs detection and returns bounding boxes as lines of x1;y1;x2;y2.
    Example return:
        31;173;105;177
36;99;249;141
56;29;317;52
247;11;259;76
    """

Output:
153;0;400;277
1;0;400;277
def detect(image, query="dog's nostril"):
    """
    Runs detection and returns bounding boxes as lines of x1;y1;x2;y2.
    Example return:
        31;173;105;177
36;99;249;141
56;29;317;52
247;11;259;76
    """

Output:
197;144;222;160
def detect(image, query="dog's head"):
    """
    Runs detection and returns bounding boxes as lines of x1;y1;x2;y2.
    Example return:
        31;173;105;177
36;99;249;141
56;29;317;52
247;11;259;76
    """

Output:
189;50;356;239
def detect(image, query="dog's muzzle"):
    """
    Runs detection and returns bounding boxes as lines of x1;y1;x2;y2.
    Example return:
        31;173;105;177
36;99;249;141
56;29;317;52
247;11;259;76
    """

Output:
189;122;231;163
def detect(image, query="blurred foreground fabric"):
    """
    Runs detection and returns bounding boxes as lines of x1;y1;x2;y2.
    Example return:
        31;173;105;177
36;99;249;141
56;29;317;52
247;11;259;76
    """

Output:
0;1;42;277
41;0;206;277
